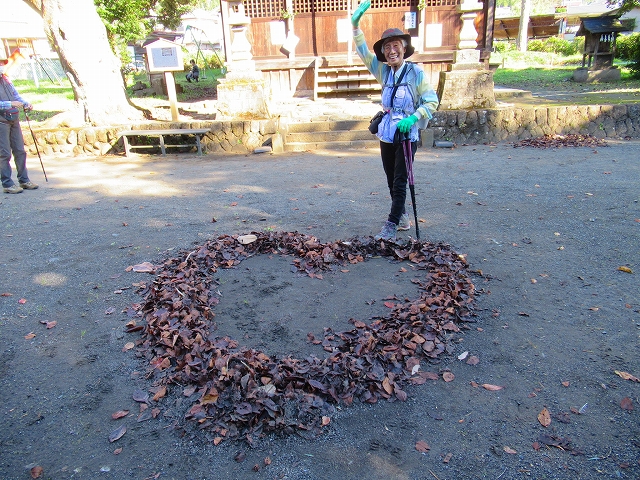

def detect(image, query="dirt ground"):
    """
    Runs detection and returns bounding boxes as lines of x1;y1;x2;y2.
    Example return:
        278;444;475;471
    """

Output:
1;138;639;480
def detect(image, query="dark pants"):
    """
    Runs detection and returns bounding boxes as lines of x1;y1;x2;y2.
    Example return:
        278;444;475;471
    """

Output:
379;139;417;225
0;119;29;188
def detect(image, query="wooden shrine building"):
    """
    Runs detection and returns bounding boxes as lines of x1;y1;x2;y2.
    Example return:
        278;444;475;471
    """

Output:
220;0;497;100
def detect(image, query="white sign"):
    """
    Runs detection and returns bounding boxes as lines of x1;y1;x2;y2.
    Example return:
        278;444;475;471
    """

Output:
145;40;184;72
425;24;443;48
337;18;351;43
270;21;286;45
404;12;416;30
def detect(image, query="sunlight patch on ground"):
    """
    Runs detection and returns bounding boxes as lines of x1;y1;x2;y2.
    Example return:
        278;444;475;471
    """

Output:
33;272;67;287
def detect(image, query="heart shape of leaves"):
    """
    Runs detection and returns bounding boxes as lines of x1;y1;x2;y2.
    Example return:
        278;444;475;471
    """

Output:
133;231;476;442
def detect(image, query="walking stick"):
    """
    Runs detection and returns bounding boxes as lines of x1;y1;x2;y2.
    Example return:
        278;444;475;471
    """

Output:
401;132;419;240
23;106;48;182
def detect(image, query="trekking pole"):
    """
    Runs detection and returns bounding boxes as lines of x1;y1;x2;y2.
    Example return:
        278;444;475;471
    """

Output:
23;106;48;182
401;132;419;240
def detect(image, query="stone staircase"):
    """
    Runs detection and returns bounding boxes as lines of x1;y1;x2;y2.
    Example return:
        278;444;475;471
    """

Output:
283;119;379;152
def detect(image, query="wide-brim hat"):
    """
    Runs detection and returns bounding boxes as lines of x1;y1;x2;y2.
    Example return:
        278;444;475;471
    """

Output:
372;28;414;62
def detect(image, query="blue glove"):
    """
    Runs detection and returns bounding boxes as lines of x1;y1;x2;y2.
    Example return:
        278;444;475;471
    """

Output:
351;0;371;27
397;114;418;133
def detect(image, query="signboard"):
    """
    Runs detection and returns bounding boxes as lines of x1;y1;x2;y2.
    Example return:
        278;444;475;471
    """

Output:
404;12;417;30
145;39;184;73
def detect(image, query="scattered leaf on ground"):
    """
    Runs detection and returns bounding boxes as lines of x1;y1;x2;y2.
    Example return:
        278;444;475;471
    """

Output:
504;446;517;454
30;466;43;478
482;384;503;391
24;332;36;340
466;355;480;365
132;262;155;273
113;447;122;455
415;440;430;453
620;397;633;411
108;424;126;442
442;372;455;382
615;370;640;382
617;266;633;274
111;410;129;420
123;342;135;351
538;407;551;427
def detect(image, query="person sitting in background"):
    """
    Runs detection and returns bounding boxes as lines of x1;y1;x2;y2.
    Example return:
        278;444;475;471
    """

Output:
186;59;200;83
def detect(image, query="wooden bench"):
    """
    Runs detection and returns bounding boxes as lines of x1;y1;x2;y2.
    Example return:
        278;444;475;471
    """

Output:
119;129;210;157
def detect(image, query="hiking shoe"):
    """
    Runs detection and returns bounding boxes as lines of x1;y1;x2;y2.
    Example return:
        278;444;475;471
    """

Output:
19;181;39;190
398;213;411;231
374;220;397;241
3;185;23;194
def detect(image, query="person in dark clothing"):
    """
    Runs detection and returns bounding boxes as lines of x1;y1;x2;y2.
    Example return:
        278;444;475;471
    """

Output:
186;59;200;83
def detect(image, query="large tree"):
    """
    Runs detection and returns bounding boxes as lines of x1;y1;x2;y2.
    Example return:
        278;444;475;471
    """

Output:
21;0;199;126
23;0;141;126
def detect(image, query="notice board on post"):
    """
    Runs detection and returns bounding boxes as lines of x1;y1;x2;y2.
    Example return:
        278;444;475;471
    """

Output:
145;39;184;73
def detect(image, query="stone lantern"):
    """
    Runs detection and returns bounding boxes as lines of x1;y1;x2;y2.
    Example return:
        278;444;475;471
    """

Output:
216;0;270;118
436;0;496;110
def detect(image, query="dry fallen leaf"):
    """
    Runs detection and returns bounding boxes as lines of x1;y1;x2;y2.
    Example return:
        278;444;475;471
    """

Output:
442;452;453;463
442;372;455;382
538;407;551;427
617;266;633;274
620;397;633;411
482;384;503;391
18;298;27;304
108;424;127;442
24;332;36;340
457;351;469;360
321;416;331;426
615;370;640;382
466;355;480;365
122;342;135;351
152;385;167;402
111;410;129;420
113;447;123;455
30;466;43;478
237;234;257;245
503;446;517;454
561;381;570;387
132;262;155;273
415;440;431;453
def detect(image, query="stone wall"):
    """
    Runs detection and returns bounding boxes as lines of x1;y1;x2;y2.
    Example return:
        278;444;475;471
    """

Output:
22;103;640;157
429;104;640;144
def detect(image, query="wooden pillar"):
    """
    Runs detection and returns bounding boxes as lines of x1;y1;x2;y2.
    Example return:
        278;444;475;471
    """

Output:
220;1;233;65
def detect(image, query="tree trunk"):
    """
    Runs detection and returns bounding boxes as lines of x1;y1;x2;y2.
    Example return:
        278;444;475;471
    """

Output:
22;0;142;126
516;0;531;53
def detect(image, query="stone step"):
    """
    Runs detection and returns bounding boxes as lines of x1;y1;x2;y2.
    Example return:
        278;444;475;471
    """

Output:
286;128;374;144
284;139;379;152
286;119;372;133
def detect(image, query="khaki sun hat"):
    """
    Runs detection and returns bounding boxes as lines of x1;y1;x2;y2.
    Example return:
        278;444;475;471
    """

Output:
372;28;414;62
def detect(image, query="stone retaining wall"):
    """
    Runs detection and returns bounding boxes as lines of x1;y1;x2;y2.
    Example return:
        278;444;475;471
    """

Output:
22;104;640;157
429;104;640;144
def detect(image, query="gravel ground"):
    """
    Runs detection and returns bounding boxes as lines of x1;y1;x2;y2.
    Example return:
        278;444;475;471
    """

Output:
1;138;639;480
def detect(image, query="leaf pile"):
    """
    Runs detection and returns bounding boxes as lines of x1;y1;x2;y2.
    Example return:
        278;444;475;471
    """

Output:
134;231;476;441
513;134;607;149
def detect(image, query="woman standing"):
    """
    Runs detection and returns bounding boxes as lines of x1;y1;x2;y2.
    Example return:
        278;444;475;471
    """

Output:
352;0;439;241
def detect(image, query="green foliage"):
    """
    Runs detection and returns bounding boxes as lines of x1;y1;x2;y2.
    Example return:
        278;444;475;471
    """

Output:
493;41;516;53
95;0;154;63
527;36;584;56
606;0;640;15
95;0;199;66
616;33;640;78
182;50;225;71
